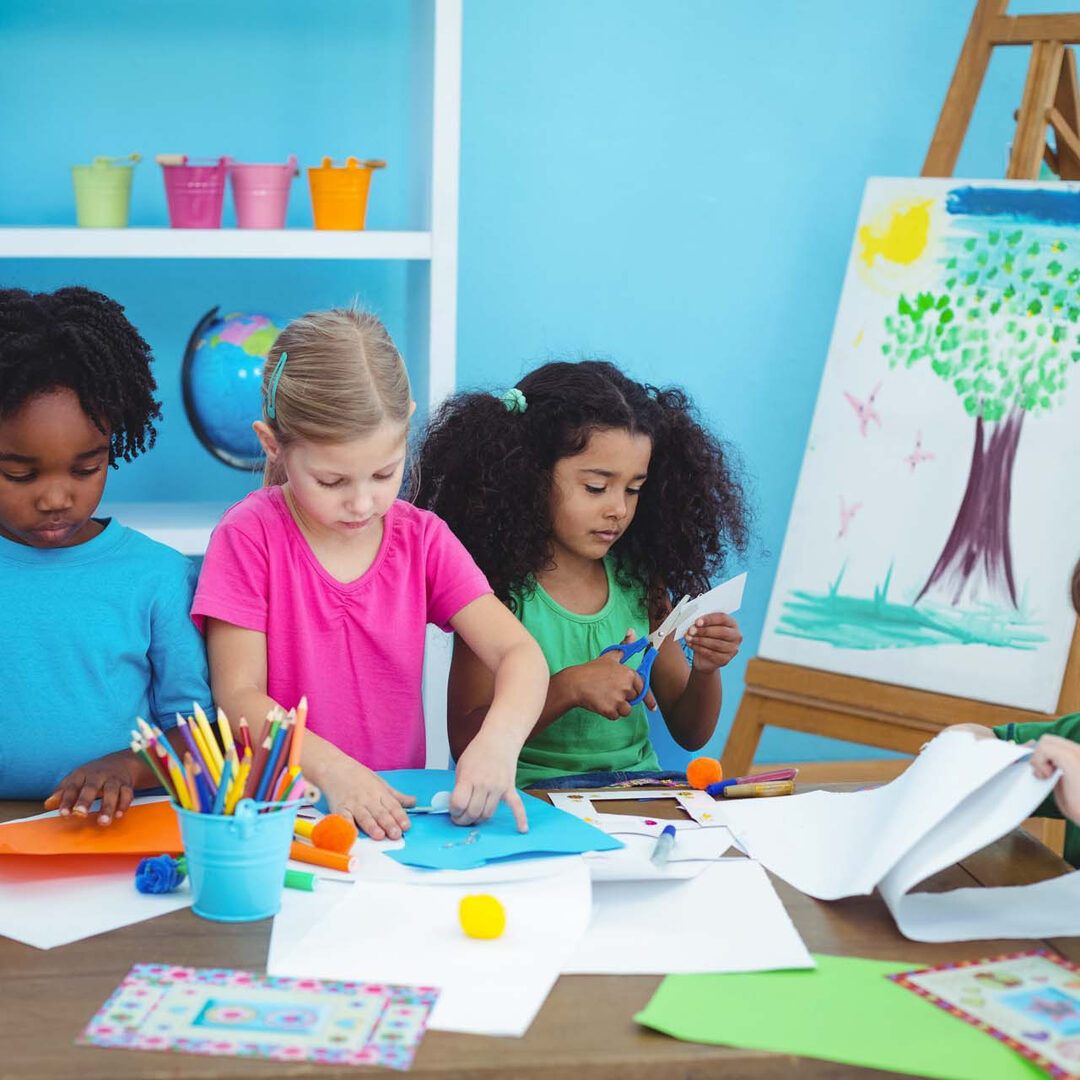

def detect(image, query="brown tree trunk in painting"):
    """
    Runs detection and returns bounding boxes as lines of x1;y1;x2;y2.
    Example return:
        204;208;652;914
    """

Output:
916;409;1024;610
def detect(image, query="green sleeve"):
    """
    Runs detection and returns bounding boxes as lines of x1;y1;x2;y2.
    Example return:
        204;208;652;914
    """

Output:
991;713;1080;821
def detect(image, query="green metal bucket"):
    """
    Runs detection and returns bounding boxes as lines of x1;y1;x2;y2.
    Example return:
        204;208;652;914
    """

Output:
71;154;140;228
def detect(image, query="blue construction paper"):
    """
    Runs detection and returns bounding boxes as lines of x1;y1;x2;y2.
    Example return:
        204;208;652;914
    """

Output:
375;769;623;870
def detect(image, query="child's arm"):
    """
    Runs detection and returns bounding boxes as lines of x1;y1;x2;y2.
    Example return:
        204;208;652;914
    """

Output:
448;629;655;755
445;594;548;831
205;618;416;841
649;612;743;751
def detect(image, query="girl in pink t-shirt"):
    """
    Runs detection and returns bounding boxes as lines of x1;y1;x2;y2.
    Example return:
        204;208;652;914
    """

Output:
192;308;547;840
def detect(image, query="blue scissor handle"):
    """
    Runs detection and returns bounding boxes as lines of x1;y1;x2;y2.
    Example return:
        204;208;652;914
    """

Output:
599;638;655;707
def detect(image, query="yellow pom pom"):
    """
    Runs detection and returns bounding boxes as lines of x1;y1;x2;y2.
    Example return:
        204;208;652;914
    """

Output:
686;756;723;790
459;894;506;940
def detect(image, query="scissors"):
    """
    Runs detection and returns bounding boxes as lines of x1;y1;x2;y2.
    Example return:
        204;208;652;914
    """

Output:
598;594;692;707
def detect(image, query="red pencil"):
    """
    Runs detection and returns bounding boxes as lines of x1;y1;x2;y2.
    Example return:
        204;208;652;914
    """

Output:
237;716;253;756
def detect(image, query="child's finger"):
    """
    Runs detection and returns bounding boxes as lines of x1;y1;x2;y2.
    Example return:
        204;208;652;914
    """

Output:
455;785;489;826
373;801;403;841
505;788;529;833
386;785;417;808
115;785;135;820
97;779;122;825
384;797;410;835
449;779;473;818
43;790;62;811
644;689;658;710
72;779;102;817
352;806;387;841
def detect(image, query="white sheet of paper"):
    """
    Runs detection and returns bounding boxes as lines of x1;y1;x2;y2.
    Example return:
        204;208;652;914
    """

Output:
672;572;747;640
0;854;191;949
268;857;591;1037
711;731;1036;900
562;858;813;974
583;829;736;881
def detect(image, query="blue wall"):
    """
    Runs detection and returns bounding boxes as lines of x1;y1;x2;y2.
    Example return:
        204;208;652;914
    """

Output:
1;0;1067;764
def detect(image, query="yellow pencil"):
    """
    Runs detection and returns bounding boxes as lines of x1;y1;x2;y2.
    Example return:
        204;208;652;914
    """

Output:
188;716;220;784
193;702;224;777
169;761;192;810
225;750;252;815
216;705;236;759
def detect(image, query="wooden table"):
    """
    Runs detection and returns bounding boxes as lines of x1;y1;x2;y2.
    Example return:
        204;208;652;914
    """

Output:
2;795;1077;1079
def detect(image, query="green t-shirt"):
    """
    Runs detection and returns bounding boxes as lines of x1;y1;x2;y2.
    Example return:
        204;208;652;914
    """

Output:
513;556;661;787
993;712;1080;868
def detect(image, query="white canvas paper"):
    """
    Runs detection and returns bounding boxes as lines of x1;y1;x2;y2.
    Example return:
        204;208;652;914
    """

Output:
712;731;1077;942
563;859;813;974
759;178;1080;712
583;828;737;881
672;572;747;640
268;857;591;1037
0;854;191;949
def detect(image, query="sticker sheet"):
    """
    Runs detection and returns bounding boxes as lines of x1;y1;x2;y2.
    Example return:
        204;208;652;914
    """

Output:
548;788;725;835
77;964;437;1070
890;950;1080;1078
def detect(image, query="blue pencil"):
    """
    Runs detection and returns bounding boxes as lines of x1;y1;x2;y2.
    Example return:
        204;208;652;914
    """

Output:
255;723;288;802
211;757;233;815
193;765;215;814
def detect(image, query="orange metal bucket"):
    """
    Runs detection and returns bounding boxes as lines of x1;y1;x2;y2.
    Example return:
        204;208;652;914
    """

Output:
307;156;386;230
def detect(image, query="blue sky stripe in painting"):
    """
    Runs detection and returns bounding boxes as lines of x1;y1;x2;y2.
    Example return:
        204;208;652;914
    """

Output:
946;186;1080;224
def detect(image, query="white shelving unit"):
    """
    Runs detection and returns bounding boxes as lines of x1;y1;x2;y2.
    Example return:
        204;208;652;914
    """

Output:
0;228;433;261
2;0;463;554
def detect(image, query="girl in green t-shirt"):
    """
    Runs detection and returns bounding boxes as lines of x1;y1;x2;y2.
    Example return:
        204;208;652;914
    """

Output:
416;360;751;787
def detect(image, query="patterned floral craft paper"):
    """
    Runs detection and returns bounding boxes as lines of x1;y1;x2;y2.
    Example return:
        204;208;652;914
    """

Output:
890;950;1080;1079
77;963;437;1070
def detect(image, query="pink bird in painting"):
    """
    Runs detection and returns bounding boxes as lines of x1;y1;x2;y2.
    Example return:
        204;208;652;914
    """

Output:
904;430;935;473
838;496;862;539
844;381;882;437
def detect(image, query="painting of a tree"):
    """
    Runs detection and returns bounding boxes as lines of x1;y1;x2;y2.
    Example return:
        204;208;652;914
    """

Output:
883;198;1080;609
759;179;1080;713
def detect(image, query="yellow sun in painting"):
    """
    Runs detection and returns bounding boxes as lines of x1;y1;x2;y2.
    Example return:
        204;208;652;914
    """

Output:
858;199;932;267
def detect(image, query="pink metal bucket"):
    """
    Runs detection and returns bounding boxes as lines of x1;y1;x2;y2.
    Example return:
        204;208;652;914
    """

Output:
230;155;298;229
159;155;229;228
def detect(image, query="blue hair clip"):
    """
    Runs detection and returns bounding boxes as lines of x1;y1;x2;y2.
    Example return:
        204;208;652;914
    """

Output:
266;351;288;419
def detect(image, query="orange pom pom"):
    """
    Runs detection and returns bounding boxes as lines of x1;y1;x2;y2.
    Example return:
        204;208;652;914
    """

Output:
310;814;359;854
686;756;723;790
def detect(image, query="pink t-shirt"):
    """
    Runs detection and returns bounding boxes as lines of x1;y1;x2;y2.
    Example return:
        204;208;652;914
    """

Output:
191;487;491;770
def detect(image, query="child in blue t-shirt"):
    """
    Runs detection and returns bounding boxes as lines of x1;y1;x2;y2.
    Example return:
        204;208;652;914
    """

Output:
0;287;212;823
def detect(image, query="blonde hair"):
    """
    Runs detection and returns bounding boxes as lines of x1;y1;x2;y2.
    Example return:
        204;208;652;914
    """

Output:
260;307;411;486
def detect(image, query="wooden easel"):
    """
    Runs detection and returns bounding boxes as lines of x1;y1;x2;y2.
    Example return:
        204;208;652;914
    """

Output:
722;0;1080;779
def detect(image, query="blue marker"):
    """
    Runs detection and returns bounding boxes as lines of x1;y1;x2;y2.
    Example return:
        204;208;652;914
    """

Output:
650;824;676;869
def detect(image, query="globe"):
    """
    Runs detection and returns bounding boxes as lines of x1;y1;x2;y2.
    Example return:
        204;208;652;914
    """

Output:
181;307;284;470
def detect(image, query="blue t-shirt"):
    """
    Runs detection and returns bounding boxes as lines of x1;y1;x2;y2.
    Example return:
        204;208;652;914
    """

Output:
0;518;213;798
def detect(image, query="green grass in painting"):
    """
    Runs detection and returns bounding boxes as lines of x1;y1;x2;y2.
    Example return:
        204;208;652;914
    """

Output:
776;564;1046;651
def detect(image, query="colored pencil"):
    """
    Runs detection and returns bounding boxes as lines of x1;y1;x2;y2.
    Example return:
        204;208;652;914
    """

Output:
705;768;798;797
176;717;208;774
212;757;233;815
153;720;187;771
216;705;236;760
130;738;173;798
256;720;289;801
282;771;307;803
237;716;253;756
183;752;201;811
226;749;252;815
193;763;214;812
168;760;192;810
263;713;294;802
245;733;274;801
273;765;300;802
192;703;224;780
288;695;308;771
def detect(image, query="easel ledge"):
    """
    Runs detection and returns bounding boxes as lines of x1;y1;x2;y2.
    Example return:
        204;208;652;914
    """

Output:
723;0;1080;780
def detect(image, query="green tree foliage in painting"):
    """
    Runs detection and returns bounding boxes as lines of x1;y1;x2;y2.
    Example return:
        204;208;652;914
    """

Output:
883;227;1080;608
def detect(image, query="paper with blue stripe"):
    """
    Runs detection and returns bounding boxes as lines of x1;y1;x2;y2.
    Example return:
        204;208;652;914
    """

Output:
377;769;623;870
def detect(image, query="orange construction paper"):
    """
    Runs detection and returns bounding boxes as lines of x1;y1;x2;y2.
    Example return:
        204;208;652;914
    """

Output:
0;801;182;856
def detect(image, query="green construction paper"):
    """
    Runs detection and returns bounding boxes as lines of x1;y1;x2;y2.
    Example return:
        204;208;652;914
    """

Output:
634;954;1045;1080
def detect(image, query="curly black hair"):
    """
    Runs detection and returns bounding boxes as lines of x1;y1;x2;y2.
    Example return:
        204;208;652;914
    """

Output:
415;360;751;621
0;286;160;464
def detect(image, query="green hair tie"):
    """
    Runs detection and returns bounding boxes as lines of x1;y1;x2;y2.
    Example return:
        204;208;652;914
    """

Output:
266;351;288;419
500;387;527;414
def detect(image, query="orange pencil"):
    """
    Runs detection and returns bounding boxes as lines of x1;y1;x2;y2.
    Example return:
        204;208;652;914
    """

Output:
289;841;356;873
288;695;309;771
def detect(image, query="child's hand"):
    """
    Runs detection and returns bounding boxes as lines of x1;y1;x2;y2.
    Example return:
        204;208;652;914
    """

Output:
44;751;140;826
685;613;742;673
568;630;657;718
1030;734;1080;824
452;730;529;832
321;758;416;841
